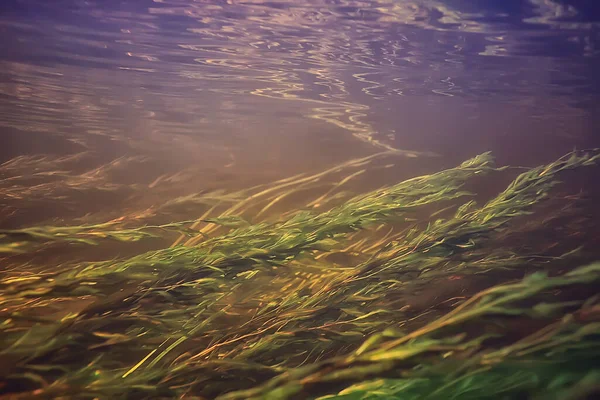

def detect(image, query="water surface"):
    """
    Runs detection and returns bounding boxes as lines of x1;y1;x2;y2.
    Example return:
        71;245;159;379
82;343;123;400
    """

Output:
1;0;599;224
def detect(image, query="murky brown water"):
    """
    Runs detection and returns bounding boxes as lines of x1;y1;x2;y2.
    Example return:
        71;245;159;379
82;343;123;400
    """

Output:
1;0;599;227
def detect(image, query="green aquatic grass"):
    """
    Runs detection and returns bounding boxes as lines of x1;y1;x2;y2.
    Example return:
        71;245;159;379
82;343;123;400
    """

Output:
0;150;599;400
220;262;600;400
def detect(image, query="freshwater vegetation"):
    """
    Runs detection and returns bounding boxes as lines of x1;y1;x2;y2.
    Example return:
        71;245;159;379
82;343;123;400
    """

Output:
1;1;600;399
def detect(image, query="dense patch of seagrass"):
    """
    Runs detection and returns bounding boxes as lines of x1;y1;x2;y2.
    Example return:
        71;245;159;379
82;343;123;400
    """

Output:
1;150;599;399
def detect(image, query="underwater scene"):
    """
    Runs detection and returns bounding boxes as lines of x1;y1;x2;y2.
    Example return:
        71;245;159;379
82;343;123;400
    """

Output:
1;0;600;399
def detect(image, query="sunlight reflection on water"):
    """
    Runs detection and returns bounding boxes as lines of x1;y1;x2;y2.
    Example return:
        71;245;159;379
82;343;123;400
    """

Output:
0;0;599;226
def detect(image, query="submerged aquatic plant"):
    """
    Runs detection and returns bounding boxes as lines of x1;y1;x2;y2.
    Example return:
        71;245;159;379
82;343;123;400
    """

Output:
0;150;599;399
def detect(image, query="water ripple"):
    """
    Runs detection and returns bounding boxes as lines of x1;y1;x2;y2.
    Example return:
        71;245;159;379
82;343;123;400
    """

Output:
0;0;598;166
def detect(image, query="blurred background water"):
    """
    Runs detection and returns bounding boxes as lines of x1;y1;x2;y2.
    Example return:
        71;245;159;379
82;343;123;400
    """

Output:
1;0;599;227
